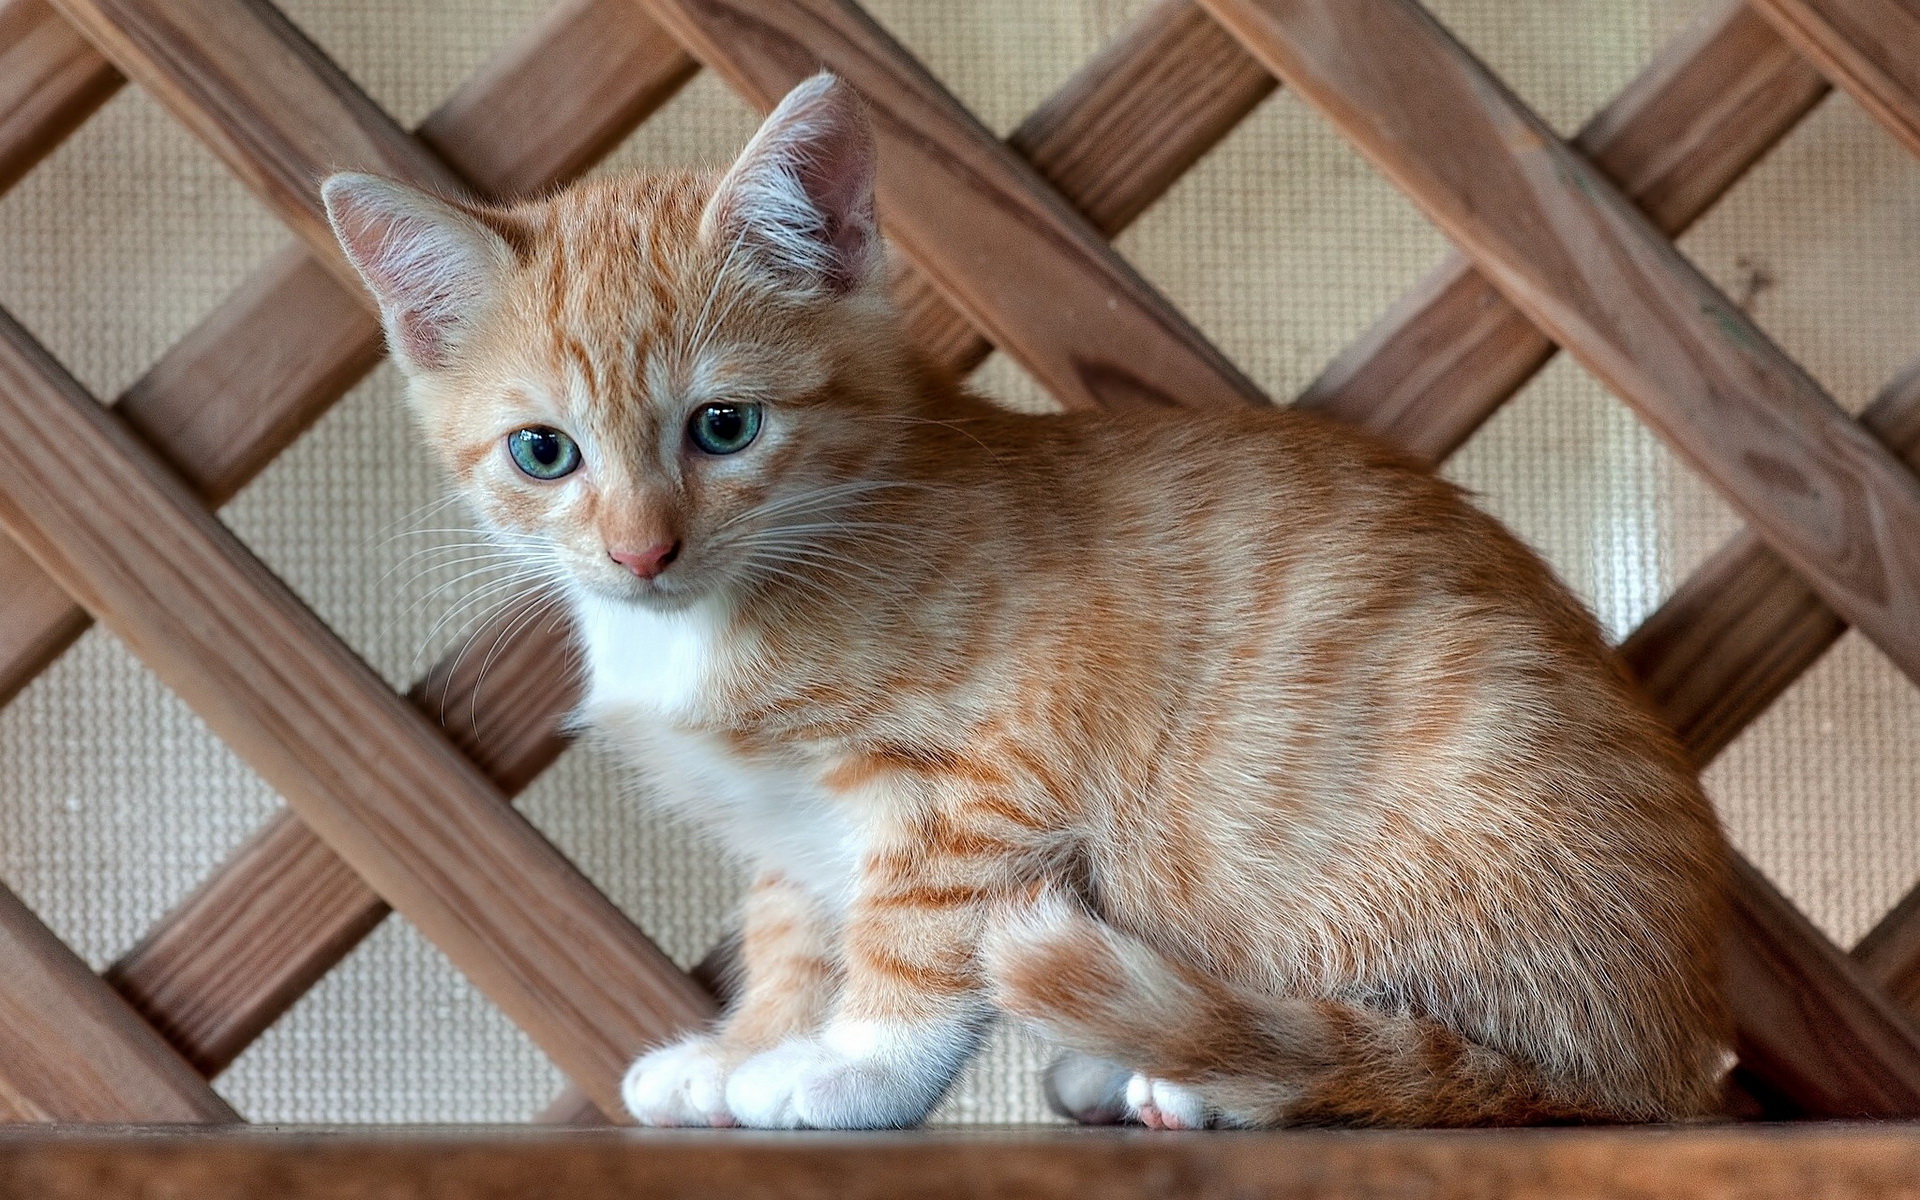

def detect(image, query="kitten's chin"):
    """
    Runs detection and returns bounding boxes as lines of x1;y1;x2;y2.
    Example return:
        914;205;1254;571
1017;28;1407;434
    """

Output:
579;572;709;613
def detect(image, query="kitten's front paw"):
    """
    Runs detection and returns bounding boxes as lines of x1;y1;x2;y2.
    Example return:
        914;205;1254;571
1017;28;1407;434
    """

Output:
724;1034;950;1129
1126;1074;1214;1130
622;1036;738;1127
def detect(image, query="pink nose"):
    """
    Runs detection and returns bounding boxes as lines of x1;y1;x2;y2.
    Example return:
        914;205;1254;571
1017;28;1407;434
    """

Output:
609;541;681;580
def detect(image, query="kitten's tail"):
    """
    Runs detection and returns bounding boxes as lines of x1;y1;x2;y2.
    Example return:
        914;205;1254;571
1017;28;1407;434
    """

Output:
981;891;1642;1128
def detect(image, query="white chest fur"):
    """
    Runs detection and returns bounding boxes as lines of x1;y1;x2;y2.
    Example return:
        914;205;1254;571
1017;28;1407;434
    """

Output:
572;590;726;722
569;590;862;904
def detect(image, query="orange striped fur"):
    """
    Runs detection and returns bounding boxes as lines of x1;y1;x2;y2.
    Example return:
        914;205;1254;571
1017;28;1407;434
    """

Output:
325;74;1731;1129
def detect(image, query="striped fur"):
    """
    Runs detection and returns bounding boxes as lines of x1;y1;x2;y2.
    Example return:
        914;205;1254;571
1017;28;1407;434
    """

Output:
326;74;1732;1130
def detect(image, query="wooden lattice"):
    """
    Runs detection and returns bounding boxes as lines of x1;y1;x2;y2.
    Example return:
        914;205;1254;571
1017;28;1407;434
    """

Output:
0;0;1918;1132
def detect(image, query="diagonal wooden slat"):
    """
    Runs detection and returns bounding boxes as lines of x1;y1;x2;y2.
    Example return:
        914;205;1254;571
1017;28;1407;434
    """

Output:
1750;0;1920;159
1197;0;1920;1116
0;0;697;711
0;0;115;192
638;0;1269;413
1724;857;1920;1117
0;886;236;1122
890;0;1276;374
0;307;714;1120
0;0;703;1086
0;0;118;196
97;0;1279;1082
1200;0;1920;693
108;600;579;1076
1300;0;1829;465
45;0;470;290
95;0;1917;1114
3;0;1904;1121
1619;363;1920;768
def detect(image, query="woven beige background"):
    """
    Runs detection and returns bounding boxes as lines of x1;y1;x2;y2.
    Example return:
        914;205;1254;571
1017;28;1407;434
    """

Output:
1;0;1916;1122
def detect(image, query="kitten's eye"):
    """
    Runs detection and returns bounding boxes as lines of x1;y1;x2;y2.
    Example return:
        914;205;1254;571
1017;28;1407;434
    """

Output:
688;402;762;455
506;426;581;480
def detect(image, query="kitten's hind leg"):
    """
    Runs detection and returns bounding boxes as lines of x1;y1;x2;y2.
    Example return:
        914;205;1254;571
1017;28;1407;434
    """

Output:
1043;1050;1212;1128
986;889;1619;1128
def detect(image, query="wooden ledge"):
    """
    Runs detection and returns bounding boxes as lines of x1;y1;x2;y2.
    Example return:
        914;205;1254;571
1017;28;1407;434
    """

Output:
1;1123;1918;1199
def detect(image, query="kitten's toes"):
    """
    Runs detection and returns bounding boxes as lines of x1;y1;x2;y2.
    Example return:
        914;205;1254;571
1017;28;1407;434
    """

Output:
622;1036;738;1127
1125;1073;1213;1131
726;1031;958;1129
1042;1052;1133;1125
724;1039;820;1129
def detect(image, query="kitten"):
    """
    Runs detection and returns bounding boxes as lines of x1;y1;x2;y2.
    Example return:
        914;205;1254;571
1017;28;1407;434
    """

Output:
323;73;1731;1130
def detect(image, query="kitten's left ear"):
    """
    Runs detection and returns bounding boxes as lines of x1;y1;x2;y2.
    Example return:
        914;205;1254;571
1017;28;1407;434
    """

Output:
322;172;516;373
702;73;879;295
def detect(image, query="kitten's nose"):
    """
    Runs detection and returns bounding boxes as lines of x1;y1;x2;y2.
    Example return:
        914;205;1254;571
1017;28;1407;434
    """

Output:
609;541;681;580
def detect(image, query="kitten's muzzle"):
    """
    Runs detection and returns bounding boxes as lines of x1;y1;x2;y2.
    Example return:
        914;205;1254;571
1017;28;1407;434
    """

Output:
609;540;682;581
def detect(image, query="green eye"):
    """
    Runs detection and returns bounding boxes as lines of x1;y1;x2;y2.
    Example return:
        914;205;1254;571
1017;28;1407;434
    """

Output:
507;426;580;480
688;402;762;455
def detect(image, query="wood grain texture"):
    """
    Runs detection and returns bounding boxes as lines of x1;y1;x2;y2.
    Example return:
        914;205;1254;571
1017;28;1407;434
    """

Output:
1616;356;1920;767
5;1125;1920;1199
1751;0;1920;160
0;887;237;1123
0;310;711;1120
640;0;1269;413
99;0;1280;1084
47;0;468;289
0;0;696;714
1199;0;1920;1118
0;0;120;196
1299;0;1828;465
1724;857;1920;1118
417;0;697;199
1201;0;1920;736
107;600;583;1077
894;0;1278;374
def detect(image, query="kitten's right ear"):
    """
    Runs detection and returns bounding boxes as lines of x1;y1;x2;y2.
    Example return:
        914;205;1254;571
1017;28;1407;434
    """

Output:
322;173;514;373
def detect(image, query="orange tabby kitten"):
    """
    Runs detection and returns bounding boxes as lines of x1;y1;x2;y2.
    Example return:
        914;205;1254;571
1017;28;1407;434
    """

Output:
324;74;1730;1129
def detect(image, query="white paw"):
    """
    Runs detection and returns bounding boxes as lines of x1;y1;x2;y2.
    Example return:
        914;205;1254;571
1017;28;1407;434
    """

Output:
1126;1073;1213;1130
622;1036;737;1127
724;1029;958;1129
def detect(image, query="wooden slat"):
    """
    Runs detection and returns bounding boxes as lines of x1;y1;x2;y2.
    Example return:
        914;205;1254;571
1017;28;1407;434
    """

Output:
414;0;696;200
107;599;579;1076
0;0;695;712
639;0;1269;413
0;0;120;195
0;883;237;1121
5;1124;1920;1200
1724;857;1920;1117
1751;0;1920;160
1617;357;1920;768
1199;0;1920;1118
99;0;1279;1081
1200;0;1920;766
894;0;1278;374
46;0;469;289
0;310;712;1120
1300;0;1828;465
0;885;236;1122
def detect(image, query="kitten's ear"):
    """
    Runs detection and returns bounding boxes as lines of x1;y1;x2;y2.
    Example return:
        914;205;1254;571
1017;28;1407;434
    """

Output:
322;173;515;372
702;73;878;295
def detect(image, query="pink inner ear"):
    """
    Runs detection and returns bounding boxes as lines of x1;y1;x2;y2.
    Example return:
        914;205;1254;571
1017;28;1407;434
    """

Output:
712;75;880;293
324;174;504;371
791;101;877;292
395;308;458;371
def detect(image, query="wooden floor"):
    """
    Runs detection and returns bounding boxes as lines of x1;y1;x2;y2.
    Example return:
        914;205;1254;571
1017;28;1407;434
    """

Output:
0;1123;1916;1199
